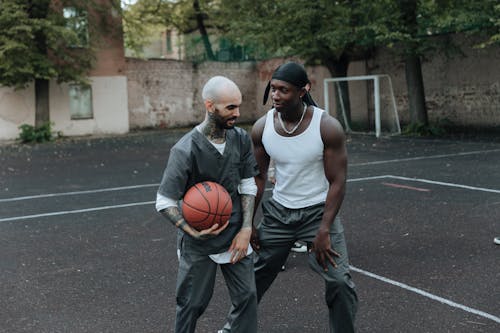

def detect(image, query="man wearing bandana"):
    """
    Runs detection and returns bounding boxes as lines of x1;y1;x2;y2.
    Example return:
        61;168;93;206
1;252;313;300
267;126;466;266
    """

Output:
221;62;358;332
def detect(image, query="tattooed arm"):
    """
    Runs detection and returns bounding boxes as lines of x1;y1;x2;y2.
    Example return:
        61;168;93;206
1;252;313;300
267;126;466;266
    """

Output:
229;193;255;263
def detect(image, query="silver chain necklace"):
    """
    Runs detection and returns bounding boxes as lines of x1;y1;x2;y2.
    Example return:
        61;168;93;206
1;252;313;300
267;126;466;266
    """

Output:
278;103;307;135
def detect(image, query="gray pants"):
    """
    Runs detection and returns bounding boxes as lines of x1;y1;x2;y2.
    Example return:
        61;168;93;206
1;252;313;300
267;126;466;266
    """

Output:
223;199;358;333
176;246;257;333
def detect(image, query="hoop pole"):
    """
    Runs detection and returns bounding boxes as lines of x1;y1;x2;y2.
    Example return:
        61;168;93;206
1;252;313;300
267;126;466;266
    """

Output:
374;76;381;138
386;76;401;134
324;80;329;115
324;75;400;137
336;82;352;133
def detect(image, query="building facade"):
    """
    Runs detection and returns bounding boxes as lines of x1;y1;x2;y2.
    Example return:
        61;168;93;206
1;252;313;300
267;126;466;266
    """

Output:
0;0;128;141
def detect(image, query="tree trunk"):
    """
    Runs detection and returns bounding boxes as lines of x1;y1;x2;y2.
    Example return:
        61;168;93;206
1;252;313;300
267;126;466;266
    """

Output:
29;0;51;127
404;54;428;125
193;0;215;60
398;0;428;126
35;79;50;128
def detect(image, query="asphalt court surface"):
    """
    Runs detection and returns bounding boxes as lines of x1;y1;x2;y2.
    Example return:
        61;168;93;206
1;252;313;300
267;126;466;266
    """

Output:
1;130;499;332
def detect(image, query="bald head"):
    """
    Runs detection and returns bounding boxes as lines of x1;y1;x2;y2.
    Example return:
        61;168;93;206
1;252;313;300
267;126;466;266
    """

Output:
202;76;241;103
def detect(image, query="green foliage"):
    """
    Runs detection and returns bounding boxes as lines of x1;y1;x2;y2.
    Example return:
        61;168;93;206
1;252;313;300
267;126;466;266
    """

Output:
18;122;60;143
376;0;499;56
123;0;499;61
122;0;168;57
0;0;102;89
402;119;453;137
122;0;223;59
219;0;383;63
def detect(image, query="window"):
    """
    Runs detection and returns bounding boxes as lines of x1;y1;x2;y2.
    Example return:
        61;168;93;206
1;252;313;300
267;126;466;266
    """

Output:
166;30;173;53
69;84;93;120
63;7;89;47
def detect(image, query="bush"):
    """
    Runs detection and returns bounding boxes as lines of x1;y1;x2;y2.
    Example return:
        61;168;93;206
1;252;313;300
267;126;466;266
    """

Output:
18;122;56;143
402;119;452;137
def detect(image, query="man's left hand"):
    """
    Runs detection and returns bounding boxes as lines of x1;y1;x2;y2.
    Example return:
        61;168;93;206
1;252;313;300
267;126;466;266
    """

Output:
311;229;340;271
229;227;252;264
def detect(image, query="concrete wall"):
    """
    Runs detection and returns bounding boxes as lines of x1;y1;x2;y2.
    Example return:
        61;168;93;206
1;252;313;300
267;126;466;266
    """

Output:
126;59;198;128
126;59;260;128
126;57;335;130
0;76;128;140
126;35;499;132
369;35;500;127
0;85;35;140
2;34;498;141
0;0;128;141
50;76;129;136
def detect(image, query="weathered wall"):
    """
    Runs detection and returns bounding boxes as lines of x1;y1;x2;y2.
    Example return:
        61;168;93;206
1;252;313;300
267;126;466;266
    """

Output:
0;0;128;141
126;59;196;129
0;85;35;140
50;76;129;136
0;76;128;140
126;57;335;129
127;35;499;131
126;59;261;128
369;35;500;127
2;34;497;141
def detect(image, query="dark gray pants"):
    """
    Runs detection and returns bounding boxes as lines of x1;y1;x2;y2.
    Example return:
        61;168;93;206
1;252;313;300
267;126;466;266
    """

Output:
223;199;358;333
176;247;257;333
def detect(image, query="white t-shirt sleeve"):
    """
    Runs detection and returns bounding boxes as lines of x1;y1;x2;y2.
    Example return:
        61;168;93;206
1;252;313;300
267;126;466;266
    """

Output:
238;177;257;196
155;192;178;212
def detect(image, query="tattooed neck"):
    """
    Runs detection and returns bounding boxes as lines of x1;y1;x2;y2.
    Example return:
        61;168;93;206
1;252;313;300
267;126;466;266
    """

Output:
199;117;226;144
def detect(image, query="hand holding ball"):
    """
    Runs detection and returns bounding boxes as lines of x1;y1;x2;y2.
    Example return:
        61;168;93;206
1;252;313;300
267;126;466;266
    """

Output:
181;181;232;231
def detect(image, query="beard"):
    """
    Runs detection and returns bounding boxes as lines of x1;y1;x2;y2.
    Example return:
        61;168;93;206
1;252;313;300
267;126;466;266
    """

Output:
212;108;237;129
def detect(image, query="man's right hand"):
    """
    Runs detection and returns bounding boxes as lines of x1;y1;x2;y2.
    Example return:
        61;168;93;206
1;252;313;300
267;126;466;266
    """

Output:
194;221;229;240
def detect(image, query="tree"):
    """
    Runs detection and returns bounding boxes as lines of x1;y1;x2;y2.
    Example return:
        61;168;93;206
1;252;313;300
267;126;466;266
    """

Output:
221;0;499;128
0;0;113;128
396;0;428;125
377;0;499;127
219;0;392;124
122;0;223;60
122;0;499;129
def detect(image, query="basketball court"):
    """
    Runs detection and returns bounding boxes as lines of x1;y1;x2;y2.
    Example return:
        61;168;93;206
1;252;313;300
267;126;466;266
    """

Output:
0;130;499;332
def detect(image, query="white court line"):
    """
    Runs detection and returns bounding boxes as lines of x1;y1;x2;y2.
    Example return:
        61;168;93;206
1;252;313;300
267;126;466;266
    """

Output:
350;265;500;324
0;176;395;222
0;175;402;204
347;175;391;182
386;175;500;194
2;176;499;323
2;147;498;203
350;148;500;167
0;184;159;203
0;201;155;222
2;175;499;223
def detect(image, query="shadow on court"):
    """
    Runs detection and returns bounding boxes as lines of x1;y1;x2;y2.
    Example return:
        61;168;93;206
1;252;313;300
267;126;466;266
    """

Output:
0;129;499;332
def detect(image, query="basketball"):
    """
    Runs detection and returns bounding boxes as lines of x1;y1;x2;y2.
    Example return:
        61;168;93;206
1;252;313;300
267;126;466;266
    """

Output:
181;181;232;231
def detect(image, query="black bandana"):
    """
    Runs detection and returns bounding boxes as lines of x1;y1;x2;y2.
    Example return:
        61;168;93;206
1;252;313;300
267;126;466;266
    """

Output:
263;62;318;106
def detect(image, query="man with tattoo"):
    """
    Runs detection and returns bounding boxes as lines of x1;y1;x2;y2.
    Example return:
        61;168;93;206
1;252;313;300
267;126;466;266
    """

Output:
155;76;259;333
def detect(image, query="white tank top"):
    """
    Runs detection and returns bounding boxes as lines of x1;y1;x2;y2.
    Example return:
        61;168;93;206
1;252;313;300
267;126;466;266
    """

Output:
262;106;329;208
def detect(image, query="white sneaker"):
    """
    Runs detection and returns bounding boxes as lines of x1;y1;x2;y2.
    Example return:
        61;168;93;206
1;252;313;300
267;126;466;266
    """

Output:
494;237;500;245
291;242;307;253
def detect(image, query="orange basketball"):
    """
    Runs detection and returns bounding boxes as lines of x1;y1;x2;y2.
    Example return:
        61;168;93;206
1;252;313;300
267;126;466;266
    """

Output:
181;181;232;231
